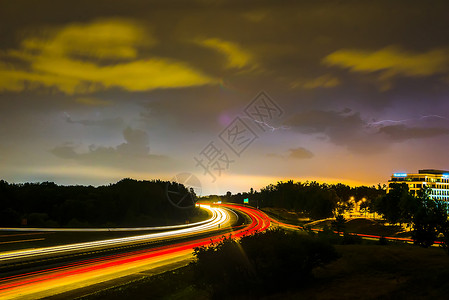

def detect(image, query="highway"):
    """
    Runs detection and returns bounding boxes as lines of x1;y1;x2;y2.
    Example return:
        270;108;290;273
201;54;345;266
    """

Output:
0;204;270;299
0;202;427;299
0;204;229;266
0;217;215;232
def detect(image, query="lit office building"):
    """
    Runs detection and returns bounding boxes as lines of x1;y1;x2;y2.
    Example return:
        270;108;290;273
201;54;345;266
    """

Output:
388;169;449;201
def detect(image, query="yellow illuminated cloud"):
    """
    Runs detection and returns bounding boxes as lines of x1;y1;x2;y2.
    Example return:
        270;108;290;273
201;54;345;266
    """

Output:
0;67;79;93
198;38;253;69
26;56;214;94
291;74;340;89
21;19;153;60
0;19;216;94
323;46;449;77
243;11;267;23
76;97;111;106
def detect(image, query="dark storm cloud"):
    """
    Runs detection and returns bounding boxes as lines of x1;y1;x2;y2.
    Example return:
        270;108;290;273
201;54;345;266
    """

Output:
287;108;449;154
379;125;449;141
267;146;314;160
1;0;449;189
285;109;379;152
116;127;150;156
286;109;361;135
51;127;167;166
50;144;79;159
139;86;252;133
2;1;448;98
288;147;314;160
65;114;124;128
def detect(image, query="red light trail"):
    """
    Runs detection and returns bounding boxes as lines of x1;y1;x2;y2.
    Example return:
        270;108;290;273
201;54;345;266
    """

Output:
0;203;430;299
0;204;269;299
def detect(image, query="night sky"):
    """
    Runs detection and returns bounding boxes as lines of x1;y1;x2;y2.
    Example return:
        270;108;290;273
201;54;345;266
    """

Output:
1;0;449;195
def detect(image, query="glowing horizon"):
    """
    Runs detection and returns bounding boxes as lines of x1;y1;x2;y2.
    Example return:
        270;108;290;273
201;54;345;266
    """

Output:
1;1;448;196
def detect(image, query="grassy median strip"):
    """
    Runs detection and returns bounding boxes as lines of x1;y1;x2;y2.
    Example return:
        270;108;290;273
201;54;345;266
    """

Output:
80;239;449;299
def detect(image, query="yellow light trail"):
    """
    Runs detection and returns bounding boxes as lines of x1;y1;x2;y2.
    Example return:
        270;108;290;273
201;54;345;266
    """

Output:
0;205;230;265
0;204;272;299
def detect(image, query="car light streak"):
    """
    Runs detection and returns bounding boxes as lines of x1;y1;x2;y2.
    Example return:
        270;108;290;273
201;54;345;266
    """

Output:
0;205;229;265
0;204;268;299
0;233;50;238
1;204;438;299
0;208;213;233
0;239;45;245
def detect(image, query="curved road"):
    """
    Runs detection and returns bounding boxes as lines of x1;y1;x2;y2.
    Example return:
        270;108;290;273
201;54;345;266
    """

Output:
0;204;270;299
0;204;229;266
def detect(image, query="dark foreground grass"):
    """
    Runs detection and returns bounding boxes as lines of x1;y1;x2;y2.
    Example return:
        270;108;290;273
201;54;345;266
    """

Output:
345;218;406;237
82;243;449;300
273;244;449;299
261;207;310;224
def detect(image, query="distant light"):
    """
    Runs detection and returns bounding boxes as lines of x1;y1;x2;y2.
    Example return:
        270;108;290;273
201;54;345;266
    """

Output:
217;201;222;204
393;173;407;177
243;198;249;204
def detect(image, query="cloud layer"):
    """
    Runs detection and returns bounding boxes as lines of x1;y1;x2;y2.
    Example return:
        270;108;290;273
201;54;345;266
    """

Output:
51;127;167;167
0;19;217;94
1;1;449;193
286;109;449;154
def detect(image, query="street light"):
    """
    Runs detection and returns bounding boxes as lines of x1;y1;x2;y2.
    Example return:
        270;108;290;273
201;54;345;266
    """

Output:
361;198;367;217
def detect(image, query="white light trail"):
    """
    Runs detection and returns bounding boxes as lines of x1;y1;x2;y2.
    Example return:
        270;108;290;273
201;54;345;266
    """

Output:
0;205;232;265
0;217;212;232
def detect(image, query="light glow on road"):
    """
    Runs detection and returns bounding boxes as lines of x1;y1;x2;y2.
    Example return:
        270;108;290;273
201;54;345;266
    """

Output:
0;204;271;299
0;204;268;299
0;205;229;265
1;203;430;300
0;216;214;232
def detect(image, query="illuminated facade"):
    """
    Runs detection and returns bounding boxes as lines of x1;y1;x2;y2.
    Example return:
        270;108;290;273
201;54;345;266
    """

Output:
388;169;449;201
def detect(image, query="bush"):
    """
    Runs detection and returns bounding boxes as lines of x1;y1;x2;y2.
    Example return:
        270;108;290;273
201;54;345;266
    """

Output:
27;212;50;227
378;236;388;245
331;214;346;234
317;224;341;244
192;229;339;298
0;208;20;226
342;232;362;245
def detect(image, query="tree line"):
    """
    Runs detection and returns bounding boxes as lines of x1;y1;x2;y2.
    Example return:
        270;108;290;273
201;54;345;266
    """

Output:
0;179;200;228
220;180;385;219
370;183;449;249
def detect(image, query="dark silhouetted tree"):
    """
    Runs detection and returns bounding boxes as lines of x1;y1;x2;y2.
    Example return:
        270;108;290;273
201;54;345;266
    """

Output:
332;214;346;234
412;187;448;248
